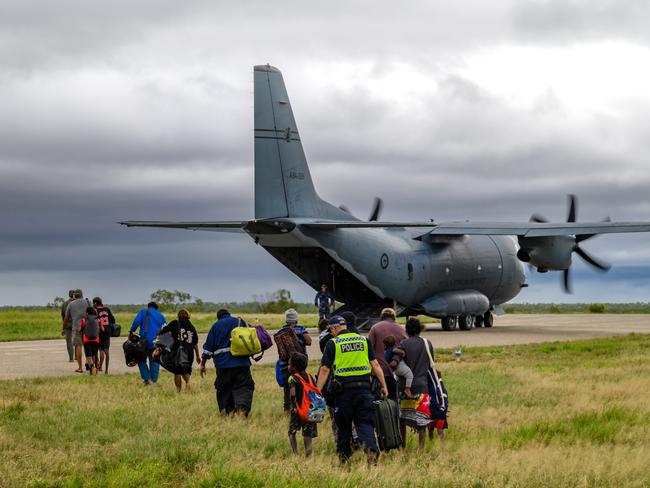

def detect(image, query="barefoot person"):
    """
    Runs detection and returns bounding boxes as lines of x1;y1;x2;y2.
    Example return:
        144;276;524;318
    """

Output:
287;352;318;457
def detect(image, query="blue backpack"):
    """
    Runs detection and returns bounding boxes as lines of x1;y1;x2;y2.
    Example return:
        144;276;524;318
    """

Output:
275;360;285;387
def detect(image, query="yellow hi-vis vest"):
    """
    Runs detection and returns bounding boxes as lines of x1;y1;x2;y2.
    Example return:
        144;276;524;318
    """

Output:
333;332;371;377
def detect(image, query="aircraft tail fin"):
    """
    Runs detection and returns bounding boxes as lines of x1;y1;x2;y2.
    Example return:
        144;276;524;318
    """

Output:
254;65;348;220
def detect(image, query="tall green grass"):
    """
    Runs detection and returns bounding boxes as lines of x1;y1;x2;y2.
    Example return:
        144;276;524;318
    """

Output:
1;334;650;487
0;310;321;342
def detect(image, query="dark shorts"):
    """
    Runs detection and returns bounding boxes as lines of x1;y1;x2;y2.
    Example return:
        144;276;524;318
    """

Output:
169;365;193;376
83;342;99;357
288;411;318;438
99;332;111;351
215;366;255;416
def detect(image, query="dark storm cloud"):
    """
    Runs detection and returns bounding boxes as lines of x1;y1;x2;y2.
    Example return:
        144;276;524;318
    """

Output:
512;0;650;44
0;1;215;72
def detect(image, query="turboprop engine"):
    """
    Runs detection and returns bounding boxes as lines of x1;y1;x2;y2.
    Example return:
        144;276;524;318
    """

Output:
516;195;610;292
516;235;575;272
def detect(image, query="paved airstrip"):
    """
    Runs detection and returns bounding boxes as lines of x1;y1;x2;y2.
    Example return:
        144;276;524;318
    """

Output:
1;314;648;380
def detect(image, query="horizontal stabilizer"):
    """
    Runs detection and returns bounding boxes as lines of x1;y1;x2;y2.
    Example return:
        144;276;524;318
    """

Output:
118;221;245;233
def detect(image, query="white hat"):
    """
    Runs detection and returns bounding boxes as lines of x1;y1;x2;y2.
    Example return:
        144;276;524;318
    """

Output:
285;308;299;322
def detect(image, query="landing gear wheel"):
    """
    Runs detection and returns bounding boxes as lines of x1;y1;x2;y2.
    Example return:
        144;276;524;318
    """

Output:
458;315;474;331
483;311;494;328
441;316;456;331
474;315;484;327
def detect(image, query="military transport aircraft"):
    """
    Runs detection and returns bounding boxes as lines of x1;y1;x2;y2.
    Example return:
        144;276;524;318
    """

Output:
121;65;650;330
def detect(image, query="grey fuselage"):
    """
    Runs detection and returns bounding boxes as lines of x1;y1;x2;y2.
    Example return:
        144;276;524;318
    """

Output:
247;221;525;317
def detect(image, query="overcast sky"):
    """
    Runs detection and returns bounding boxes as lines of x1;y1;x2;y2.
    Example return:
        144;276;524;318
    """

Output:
2;0;650;306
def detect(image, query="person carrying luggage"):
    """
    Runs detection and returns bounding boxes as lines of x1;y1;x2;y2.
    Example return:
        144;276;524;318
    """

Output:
200;309;255;416
316;315;387;465
274;308;311;414
367;307;408;400
157;308;200;392
129;301;166;385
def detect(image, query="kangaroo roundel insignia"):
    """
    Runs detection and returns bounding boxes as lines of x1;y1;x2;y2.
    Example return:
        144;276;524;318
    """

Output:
380;253;389;269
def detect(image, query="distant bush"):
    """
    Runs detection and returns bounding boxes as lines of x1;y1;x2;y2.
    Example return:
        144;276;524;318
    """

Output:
589;303;606;313
502;302;650;314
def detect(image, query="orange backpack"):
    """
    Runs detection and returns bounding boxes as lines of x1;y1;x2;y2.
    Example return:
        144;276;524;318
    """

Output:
293;373;326;423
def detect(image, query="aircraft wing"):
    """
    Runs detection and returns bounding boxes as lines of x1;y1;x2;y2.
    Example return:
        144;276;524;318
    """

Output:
423;221;650;237
301;220;650;237
120;219;650;237
118;221;246;233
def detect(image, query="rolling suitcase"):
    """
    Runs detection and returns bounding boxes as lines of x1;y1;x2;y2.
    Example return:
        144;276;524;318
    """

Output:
373;398;402;451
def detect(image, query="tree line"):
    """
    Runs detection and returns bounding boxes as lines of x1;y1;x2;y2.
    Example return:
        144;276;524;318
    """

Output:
43;289;316;314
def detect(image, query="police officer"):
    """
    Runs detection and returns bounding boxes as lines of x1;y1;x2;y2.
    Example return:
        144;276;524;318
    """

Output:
316;315;388;464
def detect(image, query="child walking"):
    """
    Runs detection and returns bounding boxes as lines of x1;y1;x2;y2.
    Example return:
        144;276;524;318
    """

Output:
287;352;318;457
428;369;449;443
80;307;101;376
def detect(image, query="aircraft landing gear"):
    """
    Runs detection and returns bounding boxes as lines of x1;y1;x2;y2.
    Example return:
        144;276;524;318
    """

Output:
458;314;474;330
483;311;494;328
441;316;456;331
474;315;484;327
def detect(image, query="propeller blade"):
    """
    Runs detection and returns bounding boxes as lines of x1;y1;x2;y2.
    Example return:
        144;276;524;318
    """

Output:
369;197;383;221
573;217;610;243
567;194;576;223
563;268;572;293
529;213;549;223
574;246;611;271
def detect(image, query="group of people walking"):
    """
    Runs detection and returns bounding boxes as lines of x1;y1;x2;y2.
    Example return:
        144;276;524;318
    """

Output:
60;289;447;463
197;304;447;464
61;289;115;375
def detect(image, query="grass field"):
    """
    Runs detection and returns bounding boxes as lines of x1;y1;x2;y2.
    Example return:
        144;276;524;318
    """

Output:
1;334;649;487
0;310;322;342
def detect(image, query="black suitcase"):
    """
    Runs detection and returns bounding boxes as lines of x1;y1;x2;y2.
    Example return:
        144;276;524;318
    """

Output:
122;335;146;366
373;398;402;451
110;323;121;338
